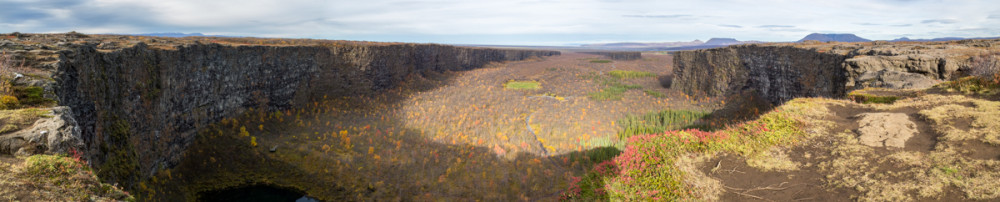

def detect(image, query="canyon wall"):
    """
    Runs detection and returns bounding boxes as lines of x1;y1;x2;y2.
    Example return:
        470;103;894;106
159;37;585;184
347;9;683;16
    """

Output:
582;51;642;60
672;41;994;104
672;45;847;104
54;43;559;187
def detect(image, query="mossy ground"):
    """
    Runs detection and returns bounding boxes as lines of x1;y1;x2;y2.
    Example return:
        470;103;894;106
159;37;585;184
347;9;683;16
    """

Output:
0;154;133;201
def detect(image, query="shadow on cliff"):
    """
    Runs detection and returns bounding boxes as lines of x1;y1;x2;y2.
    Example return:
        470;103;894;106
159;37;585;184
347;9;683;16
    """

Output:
140;67;613;201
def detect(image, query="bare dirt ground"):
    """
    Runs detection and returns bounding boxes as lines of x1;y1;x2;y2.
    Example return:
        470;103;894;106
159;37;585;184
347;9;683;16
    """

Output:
695;91;1000;201
144;52;725;201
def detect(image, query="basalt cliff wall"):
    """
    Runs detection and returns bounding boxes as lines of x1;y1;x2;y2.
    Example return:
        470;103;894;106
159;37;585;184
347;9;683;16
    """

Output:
54;43;559;187
672;40;995;104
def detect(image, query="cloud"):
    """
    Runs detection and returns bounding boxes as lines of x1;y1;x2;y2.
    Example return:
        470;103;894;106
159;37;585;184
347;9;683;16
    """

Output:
0;0;997;45
921;19;958;24
621;14;690;19
757;25;795;28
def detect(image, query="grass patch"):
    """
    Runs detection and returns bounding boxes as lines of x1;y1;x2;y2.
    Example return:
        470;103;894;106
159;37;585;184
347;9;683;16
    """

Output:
11;154;135;201
0;108;50;134
848;92;899;104
617;110;711;140
936;76;999;95
562;100;810;201
589;59;612;63
643;90;665;98
503;80;541;90
608;70;655;79
12;86;56;107
586;73;645;101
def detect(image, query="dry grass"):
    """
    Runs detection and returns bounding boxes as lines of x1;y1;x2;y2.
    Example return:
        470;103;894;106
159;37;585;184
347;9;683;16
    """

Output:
0;154;134;201
0;108;50;134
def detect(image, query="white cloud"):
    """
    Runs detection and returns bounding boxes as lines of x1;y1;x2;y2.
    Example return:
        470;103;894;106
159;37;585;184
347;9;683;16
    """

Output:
0;0;996;45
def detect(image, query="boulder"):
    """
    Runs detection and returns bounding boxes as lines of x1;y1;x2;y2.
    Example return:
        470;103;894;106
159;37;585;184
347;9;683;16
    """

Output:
855;113;918;148
856;69;941;89
0;107;84;156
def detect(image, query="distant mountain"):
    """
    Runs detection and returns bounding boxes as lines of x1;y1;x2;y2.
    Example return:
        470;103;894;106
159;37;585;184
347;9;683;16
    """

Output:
798;33;871;42
581;40;704;50
703;38;743;46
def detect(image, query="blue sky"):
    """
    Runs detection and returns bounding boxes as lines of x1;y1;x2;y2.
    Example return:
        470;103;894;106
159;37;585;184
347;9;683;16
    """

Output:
1;0;998;45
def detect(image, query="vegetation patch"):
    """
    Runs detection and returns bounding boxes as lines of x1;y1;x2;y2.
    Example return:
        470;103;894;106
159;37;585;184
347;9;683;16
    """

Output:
503;80;541;90
12;86;56;107
848;91;900;104
589;59;612;63
936;76;999;95
0;108;50;134
562;99;810;201
617;110;711;140
608;70;655;79
0;154;134;201
643;89;665;98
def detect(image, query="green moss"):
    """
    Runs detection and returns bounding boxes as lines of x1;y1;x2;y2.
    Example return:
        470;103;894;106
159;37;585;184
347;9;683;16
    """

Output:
589;59;612;63
503;80;541;90
12;86;56;107
848;92;899;104
97;118;140;190
608;70;655;79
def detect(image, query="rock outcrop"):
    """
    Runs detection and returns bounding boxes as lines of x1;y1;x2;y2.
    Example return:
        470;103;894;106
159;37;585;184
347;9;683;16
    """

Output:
672;45;848;104
0;107;84;156
53;42;559;187
671;40;997;104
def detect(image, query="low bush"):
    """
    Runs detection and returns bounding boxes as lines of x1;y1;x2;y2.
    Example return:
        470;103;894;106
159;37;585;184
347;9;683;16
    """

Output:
617;110;711;140
562;101;808;201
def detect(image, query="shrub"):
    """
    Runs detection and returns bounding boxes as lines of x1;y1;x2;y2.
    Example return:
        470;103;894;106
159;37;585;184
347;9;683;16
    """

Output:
970;52;1000;84
563;101;807;201
617;110;711;140
0;95;19;109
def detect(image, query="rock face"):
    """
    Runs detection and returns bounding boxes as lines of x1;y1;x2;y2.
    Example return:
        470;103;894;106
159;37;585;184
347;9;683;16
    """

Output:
672;45;848;104
856;69;941;89
671;40;996;104
581;51;641;60
854;113;918;148
0;107;84;156
53;42;559;187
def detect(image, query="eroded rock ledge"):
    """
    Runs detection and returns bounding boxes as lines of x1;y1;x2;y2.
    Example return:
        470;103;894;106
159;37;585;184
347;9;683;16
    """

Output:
671;40;997;104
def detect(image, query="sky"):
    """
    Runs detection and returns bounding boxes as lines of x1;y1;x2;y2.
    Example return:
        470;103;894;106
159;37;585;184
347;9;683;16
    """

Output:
1;0;998;45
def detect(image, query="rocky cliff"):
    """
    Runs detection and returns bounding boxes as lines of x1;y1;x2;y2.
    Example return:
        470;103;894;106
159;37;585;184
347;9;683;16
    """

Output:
53;42;559;187
672;40;997;104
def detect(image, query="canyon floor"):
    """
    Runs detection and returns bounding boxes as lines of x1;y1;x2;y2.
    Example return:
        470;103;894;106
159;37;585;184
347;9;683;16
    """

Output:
138;52;726;200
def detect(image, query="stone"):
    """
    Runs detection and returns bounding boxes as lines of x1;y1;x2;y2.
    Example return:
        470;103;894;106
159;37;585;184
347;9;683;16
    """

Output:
854;113;918;148
0;107;85;156
856;69;941;89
